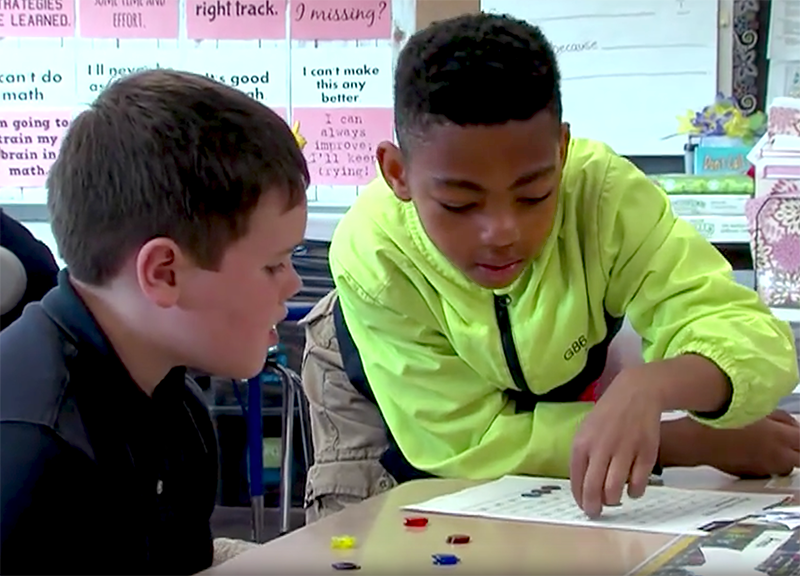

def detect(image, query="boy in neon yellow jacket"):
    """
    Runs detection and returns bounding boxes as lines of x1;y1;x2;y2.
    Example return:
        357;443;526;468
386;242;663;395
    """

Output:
303;13;800;521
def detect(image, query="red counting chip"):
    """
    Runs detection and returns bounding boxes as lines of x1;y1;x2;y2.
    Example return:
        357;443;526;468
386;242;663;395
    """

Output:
403;516;429;527
446;534;471;544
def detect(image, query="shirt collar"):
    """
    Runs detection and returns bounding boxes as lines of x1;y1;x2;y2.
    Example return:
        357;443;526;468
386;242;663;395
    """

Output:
41;269;186;399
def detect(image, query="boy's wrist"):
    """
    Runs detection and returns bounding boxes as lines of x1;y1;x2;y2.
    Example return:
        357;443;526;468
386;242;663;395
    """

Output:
658;417;707;469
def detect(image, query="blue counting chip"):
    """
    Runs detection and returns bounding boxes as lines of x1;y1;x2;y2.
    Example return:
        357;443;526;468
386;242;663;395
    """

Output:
521;491;542;497
432;553;460;566
541;485;562;490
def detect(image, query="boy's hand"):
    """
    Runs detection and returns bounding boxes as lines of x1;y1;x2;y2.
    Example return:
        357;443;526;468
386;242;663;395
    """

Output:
700;409;799;478
570;370;663;519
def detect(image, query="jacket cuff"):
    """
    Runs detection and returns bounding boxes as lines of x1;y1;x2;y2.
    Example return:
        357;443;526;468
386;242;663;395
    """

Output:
672;343;748;428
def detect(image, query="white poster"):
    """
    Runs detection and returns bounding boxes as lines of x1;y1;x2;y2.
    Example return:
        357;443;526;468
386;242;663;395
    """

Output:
481;0;720;155
179;46;289;109
290;45;393;108
768;0;800;62
0;48;78;110
75;48;182;108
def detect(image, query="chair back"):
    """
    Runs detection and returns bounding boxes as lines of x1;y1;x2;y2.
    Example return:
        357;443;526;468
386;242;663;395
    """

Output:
0;247;27;316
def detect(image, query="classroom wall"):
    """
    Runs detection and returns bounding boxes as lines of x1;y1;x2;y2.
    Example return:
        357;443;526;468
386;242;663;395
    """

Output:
2;0;772;254
416;0;479;29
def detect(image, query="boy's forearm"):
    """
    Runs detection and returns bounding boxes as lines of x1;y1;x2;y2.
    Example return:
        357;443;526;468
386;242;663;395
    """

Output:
626;354;732;414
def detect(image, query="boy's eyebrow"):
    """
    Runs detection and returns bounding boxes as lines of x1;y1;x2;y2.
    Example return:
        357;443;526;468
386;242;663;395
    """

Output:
509;165;556;189
434;164;556;193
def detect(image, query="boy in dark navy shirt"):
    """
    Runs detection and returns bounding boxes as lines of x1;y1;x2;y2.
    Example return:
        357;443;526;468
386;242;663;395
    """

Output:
0;70;309;575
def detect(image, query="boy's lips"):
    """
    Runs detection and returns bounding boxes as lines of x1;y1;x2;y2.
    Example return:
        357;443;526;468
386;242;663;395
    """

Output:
267;310;287;344
476;259;523;270
471;258;526;287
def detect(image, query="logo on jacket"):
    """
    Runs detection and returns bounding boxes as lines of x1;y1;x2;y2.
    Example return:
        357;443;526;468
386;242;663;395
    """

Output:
564;335;588;360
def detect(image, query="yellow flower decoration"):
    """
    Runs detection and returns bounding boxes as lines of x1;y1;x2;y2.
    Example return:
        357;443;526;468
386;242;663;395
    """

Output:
292;120;307;150
675;94;766;144
677;110;698;134
722;112;749;139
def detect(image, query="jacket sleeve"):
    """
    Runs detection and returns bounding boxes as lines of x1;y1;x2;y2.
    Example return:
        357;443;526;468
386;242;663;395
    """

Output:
599;154;798;427
333;270;592;479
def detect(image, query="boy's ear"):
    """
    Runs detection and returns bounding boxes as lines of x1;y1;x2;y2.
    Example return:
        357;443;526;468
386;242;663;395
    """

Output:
135;238;185;308
376;141;412;202
559;122;571;167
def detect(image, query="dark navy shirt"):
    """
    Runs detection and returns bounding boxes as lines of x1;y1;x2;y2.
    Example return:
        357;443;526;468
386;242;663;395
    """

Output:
0;271;218;575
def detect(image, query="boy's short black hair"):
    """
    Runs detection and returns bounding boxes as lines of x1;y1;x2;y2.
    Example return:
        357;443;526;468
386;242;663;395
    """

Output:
47;69;309;286
394;12;562;150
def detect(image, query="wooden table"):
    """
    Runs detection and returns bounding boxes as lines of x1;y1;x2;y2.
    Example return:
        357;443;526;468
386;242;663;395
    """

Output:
203;467;799;575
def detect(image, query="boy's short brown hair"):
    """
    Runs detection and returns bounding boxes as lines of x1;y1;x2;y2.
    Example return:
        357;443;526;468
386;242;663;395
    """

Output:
47;69;309;286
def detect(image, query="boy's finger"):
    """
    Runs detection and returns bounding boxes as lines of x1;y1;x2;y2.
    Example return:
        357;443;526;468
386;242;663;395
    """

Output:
582;454;611;519
769;410;798;427
603;455;630;507
569;448;589;509
776;447;799;475
627;455;652;499
778;423;800;452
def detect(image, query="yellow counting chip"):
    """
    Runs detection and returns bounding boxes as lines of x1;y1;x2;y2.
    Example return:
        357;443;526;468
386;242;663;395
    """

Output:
331;535;357;549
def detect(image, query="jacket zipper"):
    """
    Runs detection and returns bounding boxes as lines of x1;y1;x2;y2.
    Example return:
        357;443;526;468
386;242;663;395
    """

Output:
493;294;530;392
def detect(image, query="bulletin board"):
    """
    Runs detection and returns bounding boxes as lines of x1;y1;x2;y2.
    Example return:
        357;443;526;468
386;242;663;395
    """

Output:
0;0;414;232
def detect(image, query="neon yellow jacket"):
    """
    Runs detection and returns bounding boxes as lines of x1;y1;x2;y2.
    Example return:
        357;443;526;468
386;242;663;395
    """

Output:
329;138;798;480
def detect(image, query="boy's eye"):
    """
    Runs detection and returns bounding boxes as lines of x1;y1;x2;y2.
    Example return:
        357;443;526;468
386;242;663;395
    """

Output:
440;202;477;213
519;191;553;205
264;263;286;275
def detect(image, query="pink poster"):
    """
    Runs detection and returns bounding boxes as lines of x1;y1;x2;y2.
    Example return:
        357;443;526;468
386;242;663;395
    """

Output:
291;107;392;186
0;110;71;188
0;0;75;37
291;0;390;40
186;0;286;40
78;0;178;39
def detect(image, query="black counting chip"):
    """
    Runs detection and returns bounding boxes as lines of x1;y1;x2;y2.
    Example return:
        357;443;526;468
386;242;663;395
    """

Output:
332;561;361;571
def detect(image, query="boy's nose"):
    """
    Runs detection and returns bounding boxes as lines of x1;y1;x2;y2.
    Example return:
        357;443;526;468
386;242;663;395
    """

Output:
285;264;303;300
481;215;521;248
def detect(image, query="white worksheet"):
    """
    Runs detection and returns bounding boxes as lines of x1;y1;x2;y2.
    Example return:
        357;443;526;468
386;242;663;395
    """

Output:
403;476;788;536
766;469;800;490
